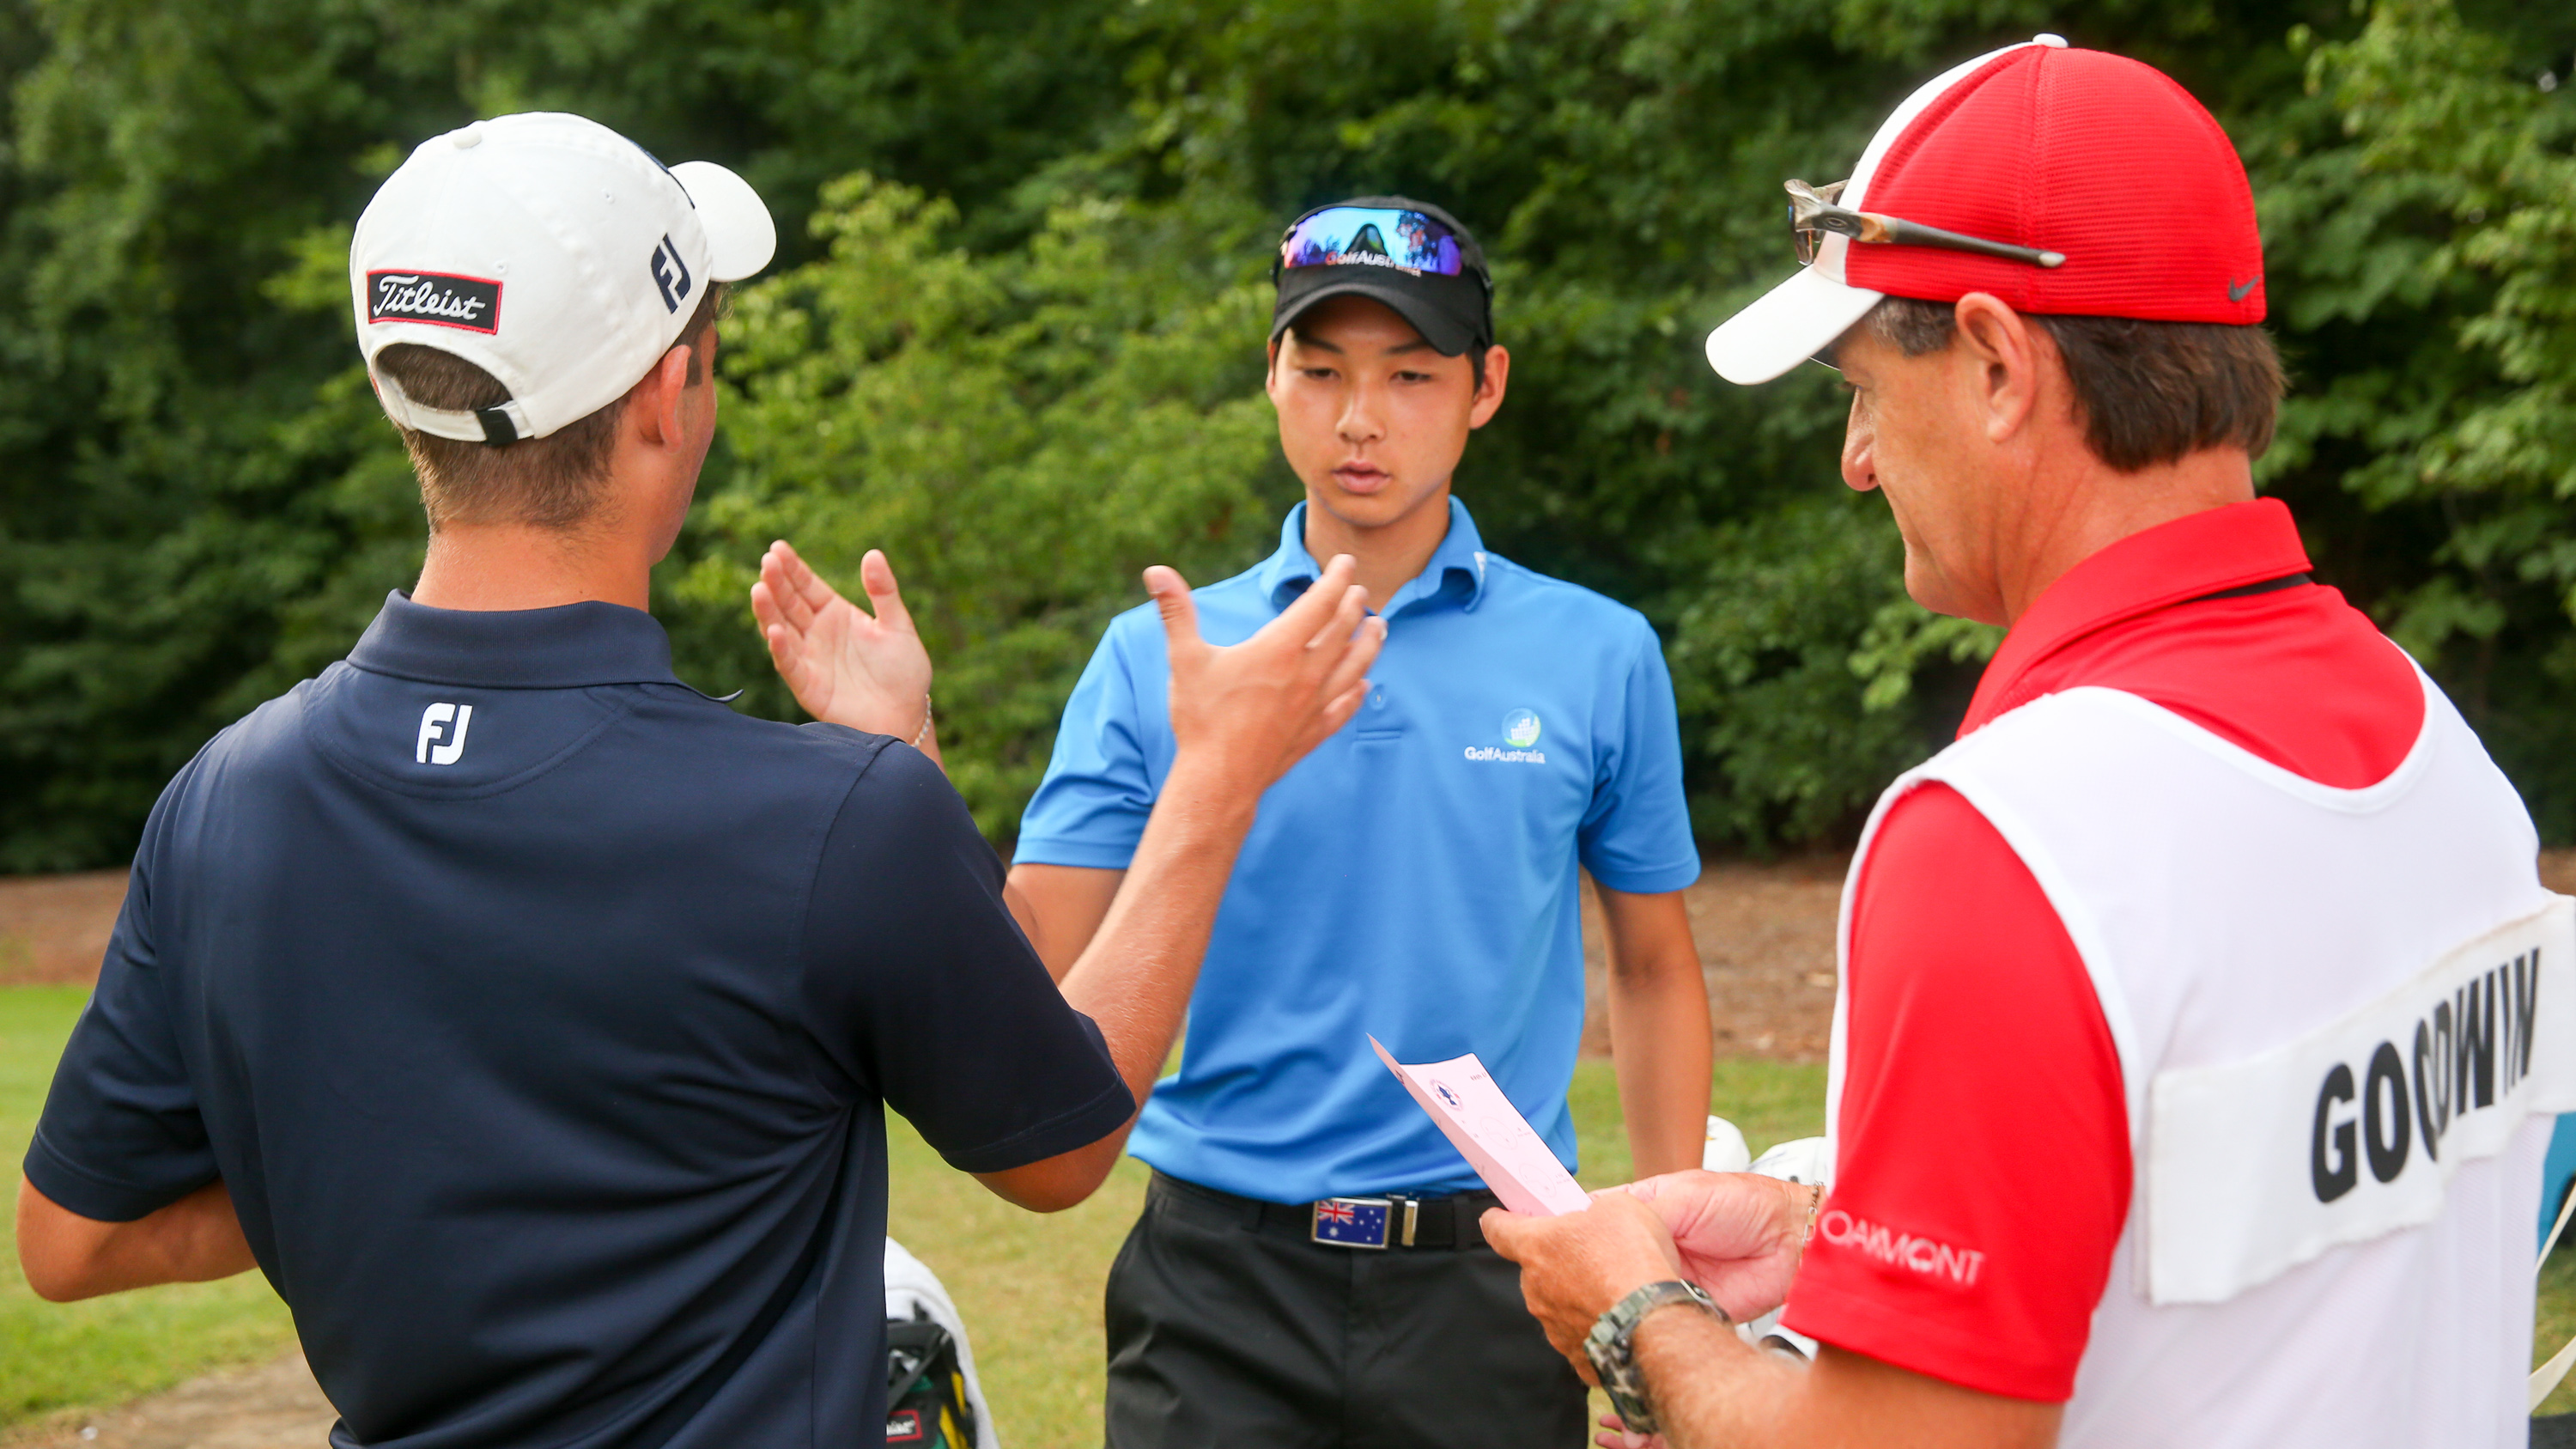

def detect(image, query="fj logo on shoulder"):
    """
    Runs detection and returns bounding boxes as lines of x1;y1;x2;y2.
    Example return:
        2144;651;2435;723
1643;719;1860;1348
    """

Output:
416;703;474;766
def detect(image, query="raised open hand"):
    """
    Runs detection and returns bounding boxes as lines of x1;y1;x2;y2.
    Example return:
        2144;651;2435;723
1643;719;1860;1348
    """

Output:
1146;555;1383;794
750;541;935;754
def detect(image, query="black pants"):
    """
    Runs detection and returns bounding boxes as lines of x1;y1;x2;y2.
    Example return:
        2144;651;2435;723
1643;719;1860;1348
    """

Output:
1103;1172;1589;1449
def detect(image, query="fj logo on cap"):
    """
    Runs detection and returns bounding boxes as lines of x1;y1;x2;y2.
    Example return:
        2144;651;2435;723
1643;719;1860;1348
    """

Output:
648;234;693;314
368;271;502;333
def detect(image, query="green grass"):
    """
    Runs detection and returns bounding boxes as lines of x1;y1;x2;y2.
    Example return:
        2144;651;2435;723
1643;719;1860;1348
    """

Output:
0;987;298;1430
2540;1218;2576;1416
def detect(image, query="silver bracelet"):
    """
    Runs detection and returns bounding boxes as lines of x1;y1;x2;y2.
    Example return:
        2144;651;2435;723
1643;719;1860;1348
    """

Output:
910;695;934;750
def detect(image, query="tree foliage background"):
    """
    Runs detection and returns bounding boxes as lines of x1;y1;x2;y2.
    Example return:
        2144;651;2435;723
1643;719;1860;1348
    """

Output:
2;0;2572;867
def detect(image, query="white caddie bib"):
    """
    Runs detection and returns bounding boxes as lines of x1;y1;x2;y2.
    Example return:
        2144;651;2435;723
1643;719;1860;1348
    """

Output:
1830;663;2567;1449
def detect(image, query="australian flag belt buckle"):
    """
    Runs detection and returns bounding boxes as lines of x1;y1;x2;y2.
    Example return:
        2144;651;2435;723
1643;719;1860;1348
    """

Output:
1311;1196;1394;1249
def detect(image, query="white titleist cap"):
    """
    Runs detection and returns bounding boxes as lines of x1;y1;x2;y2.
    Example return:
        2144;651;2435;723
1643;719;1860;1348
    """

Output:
1704;35;2066;386
349;112;777;443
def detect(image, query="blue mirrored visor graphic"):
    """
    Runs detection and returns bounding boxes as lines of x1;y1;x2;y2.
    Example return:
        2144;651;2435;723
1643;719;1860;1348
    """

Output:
1279;207;1466;277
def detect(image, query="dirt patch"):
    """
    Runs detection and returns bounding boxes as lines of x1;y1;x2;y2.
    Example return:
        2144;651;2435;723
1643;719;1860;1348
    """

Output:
2544;853;2576;898
1577;847;2576;1066
1581;859;1848;1063
0;871;127;986
2;860;1851;1060
19;849;2573;1064
0;1355;332;1449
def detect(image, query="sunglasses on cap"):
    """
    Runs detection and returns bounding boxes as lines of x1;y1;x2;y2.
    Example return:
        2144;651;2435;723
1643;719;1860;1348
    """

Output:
1787;179;2065;270
1273;206;1470;282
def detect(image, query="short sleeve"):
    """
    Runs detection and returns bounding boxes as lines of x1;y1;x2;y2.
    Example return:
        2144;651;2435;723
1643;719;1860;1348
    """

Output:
1575;620;1701;893
24;856;220;1222
1013;618;1159;869
800;742;1134;1173
1780;782;2130;1402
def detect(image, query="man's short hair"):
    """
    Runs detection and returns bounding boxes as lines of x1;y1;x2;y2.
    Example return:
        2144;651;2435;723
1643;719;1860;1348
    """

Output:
1862;295;2284;472
377;283;726;529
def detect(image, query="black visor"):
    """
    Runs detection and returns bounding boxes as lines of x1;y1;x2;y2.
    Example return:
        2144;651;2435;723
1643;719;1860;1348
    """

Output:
1269;196;1492;356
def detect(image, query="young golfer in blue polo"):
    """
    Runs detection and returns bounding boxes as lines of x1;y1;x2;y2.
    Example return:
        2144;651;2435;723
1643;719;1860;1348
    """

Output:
755;197;1710;1446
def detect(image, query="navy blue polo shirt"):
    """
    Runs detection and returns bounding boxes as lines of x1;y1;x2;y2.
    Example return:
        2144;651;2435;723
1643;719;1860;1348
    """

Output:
1016;499;1699;1203
26;593;1131;1449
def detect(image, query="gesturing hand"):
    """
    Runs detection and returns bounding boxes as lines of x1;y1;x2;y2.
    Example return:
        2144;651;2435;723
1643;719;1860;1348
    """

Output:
750;541;935;752
1146;555;1383;795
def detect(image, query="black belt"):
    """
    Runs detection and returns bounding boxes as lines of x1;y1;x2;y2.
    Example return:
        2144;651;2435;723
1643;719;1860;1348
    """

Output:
1146;1171;1500;1251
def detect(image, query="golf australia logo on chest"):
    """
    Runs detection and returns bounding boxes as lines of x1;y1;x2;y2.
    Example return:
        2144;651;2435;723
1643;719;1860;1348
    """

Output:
367;271;501;333
2142;898;2576;1304
1464;708;1546;764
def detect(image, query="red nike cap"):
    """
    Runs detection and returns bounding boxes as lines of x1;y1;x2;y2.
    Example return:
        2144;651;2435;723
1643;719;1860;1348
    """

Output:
1706;36;2264;384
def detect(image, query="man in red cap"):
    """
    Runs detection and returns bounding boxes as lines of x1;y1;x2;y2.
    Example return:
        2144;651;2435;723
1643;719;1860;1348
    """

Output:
1484;36;2570;1449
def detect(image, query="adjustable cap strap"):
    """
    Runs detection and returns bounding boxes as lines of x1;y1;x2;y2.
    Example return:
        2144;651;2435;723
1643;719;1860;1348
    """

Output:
371;368;538;445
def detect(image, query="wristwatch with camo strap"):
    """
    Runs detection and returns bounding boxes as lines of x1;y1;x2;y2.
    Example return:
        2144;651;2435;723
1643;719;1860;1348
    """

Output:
1583;1279;1726;1435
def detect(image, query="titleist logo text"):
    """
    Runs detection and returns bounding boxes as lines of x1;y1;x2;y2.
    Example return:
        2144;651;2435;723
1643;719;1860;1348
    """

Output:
368;271;503;334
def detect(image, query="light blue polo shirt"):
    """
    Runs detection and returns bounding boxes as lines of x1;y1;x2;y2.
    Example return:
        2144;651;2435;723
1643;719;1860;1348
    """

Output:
1015;497;1700;1202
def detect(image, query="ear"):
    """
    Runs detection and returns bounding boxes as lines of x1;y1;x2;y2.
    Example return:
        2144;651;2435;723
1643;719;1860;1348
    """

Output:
1950;294;2044;445
1467;344;1510;429
632;343;695;449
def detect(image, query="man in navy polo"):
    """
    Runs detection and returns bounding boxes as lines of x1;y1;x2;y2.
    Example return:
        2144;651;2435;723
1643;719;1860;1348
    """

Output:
15;114;1382;1449
753;197;1710;1446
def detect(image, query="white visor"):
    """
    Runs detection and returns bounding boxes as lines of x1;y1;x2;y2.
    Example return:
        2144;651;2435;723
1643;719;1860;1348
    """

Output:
1704;34;2067;386
1704;262;1885;385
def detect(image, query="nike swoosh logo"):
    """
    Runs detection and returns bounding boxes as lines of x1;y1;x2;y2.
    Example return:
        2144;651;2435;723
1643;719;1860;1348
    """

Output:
2229;277;2259;301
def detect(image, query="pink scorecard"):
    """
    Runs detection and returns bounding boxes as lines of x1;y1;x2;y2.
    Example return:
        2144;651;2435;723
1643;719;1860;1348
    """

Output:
1370;1037;1593;1216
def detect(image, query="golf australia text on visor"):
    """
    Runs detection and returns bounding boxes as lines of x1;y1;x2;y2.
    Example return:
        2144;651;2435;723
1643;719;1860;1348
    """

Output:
1279;207;1466;277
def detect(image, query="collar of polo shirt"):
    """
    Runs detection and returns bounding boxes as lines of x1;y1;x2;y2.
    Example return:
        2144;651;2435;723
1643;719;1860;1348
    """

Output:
1963;498;2311;730
349;591;686;690
1258;497;1492;618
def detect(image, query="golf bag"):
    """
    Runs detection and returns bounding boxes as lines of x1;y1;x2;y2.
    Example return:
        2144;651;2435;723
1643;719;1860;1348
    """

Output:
884;1238;999;1448
884;1311;975;1447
